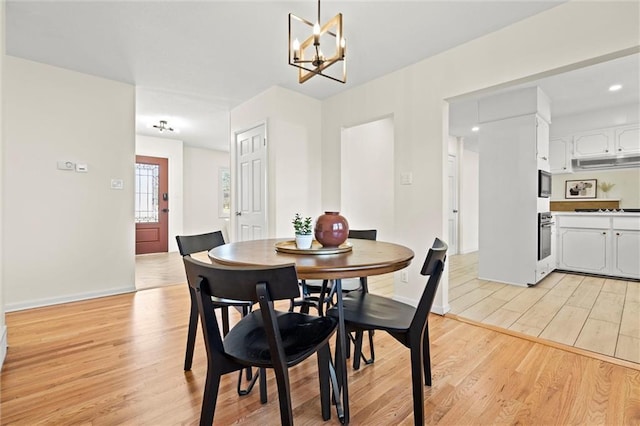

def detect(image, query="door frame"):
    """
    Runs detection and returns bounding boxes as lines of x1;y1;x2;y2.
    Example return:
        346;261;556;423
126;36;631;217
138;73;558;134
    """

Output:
232;121;269;242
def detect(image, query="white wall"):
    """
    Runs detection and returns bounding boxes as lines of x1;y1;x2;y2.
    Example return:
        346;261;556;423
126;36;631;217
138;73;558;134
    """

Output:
183;146;231;240
341;117;394;240
552;168;640;208
460;147;479;254
1;0;7;367
320;1;639;313
4;56;136;311
229;86;322;240
135;135;184;252
551;103;639;137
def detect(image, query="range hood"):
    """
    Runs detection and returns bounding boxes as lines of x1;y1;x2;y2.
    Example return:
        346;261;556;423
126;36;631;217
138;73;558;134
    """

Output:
572;154;640;170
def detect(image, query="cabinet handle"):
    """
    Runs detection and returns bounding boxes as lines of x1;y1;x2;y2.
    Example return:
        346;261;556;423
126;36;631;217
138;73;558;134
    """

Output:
605;149;609;152
563;167;566;170
618;148;622;152
541;156;548;161
616;232;621;236
602;232;607;235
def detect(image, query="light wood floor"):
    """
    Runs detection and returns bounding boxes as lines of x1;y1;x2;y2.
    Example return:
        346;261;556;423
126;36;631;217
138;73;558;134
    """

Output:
3;280;639;425
449;252;640;365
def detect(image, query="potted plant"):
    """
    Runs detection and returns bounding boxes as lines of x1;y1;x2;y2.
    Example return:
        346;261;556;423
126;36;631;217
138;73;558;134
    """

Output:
598;181;615;198
292;213;313;249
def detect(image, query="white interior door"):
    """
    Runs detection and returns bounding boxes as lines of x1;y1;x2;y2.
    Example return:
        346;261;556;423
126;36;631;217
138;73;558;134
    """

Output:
448;154;459;254
235;124;267;241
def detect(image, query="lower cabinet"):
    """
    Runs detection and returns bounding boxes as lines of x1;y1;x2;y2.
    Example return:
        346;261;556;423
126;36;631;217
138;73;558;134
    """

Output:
613;230;640;278
557;227;609;275
556;215;640;280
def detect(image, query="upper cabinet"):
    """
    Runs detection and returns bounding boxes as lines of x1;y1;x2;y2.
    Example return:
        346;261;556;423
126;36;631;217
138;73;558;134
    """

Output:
615;124;640;154
550;137;572;173
573;128;613;158
572;123;640;158
550;123;640;172
536;117;550;169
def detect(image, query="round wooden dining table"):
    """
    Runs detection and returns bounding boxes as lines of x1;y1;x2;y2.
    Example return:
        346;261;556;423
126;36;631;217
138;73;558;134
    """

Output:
209;238;414;425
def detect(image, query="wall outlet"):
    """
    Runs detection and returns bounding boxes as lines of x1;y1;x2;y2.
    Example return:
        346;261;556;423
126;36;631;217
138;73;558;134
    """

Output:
401;270;409;283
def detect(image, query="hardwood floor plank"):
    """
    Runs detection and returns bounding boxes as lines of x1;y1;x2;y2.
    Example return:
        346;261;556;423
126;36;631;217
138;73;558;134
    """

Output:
3;257;640;424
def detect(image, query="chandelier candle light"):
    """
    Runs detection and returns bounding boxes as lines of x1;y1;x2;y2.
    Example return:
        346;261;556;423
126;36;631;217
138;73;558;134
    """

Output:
289;0;346;84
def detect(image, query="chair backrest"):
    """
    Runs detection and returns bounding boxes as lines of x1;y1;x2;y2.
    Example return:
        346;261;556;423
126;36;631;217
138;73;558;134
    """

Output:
348;229;377;241
183;256;300;306
410;238;448;333
183;255;301;356
176;231;225;257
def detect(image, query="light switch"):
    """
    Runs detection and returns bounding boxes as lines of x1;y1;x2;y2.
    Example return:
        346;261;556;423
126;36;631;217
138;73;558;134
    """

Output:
57;161;74;171
75;163;88;172
111;179;124;190
400;172;413;185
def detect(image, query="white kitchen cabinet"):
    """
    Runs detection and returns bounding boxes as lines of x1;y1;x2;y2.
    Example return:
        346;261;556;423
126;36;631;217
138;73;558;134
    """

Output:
613;230;640;278
536;117;550;169
556;213;640;280
549;137;572;173
573;128;613;158
558;227;609;274
614;124;640;155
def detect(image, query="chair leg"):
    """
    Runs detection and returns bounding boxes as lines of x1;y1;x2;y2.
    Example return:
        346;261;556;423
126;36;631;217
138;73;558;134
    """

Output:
200;367;222;426
423;327;432;386
410;345;425;426
352;331;363;370
317;344;332;421
221;306;230;336
272;362;294;426
184;292;199;371
259;367;268;404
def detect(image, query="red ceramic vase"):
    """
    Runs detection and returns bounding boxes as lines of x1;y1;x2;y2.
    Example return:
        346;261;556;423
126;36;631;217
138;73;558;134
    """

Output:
314;211;349;247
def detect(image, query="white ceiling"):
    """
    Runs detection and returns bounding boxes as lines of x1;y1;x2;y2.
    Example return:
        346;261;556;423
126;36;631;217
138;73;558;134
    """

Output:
6;0;569;151
449;52;640;149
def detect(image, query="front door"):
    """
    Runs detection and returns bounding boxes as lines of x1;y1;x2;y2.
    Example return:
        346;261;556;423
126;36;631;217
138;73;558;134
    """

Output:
235;124;267;241
135;155;169;254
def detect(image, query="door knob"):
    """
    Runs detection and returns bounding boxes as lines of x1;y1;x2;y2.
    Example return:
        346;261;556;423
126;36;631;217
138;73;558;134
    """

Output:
453;210;458;213
236;212;242;216
162;208;169;213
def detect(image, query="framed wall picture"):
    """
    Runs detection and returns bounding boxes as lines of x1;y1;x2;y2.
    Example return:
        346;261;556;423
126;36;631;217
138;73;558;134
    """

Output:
565;179;597;199
218;168;231;218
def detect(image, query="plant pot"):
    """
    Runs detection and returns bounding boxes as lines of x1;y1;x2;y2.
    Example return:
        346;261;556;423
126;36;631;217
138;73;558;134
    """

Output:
314;211;349;247
295;234;313;249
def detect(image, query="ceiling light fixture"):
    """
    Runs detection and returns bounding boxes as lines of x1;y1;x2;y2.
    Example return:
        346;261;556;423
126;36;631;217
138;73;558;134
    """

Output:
288;0;346;84
609;84;622;92
471;126;480;132
153;120;174;133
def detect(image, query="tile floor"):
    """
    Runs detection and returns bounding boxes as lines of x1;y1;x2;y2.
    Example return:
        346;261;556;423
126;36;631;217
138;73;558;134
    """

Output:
136;250;639;364
448;251;640;364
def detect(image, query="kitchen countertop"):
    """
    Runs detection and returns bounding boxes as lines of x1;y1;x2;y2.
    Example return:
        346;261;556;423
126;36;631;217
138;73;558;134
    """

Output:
552;211;640;217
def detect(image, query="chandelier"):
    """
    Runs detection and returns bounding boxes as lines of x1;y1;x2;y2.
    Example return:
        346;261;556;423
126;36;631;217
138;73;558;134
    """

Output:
153;120;174;133
288;0;346;84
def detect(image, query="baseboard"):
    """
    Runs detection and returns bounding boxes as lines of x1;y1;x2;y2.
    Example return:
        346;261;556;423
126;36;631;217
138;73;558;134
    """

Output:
393;295;450;315
4;286;136;312
458;247;478;255
1;325;7;371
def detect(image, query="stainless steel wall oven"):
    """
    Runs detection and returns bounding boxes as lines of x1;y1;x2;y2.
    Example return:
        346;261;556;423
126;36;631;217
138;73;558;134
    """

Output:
538;212;553;260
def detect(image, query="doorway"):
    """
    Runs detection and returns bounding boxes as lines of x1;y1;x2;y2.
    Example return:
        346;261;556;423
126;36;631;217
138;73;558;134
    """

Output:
341;117;394;239
135;155;169;254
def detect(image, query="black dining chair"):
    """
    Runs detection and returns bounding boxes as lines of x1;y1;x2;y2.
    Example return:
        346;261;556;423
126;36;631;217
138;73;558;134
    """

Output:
327;238;447;426
177;231;263;397
183;256;338;426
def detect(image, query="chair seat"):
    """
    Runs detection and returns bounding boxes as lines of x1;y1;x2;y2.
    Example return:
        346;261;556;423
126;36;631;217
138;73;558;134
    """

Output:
225;311;337;367
328;292;416;333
